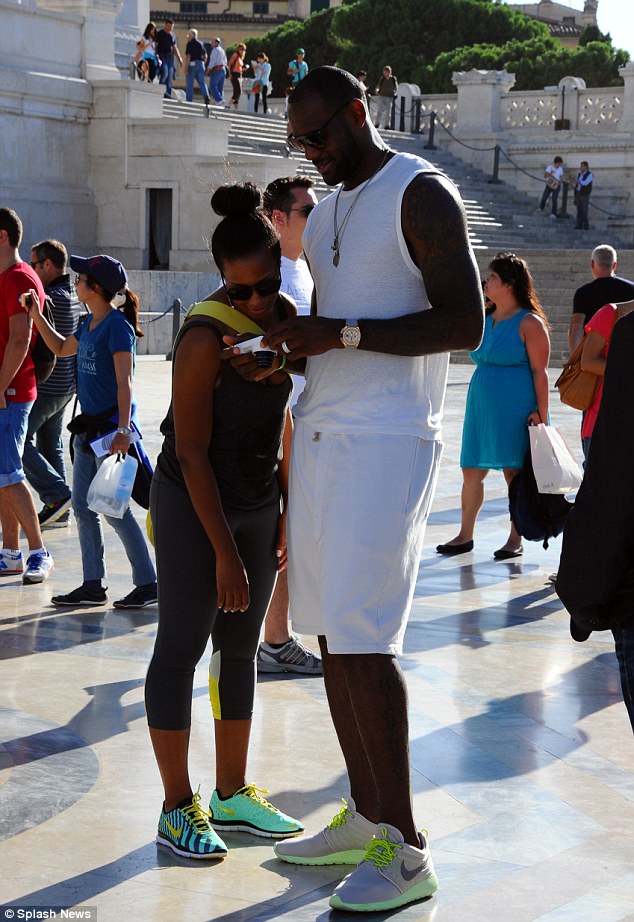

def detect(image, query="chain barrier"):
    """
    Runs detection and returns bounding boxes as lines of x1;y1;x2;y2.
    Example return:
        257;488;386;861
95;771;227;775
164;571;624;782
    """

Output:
137;298;187;326
417;109;628;220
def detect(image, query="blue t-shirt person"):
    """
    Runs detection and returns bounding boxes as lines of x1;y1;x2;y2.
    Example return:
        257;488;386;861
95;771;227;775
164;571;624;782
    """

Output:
75;310;136;416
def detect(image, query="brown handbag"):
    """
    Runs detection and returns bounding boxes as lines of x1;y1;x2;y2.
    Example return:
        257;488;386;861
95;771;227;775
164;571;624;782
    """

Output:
555;337;601;410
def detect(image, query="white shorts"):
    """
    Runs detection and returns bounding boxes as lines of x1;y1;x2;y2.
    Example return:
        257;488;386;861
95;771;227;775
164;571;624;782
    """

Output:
288;421;442;655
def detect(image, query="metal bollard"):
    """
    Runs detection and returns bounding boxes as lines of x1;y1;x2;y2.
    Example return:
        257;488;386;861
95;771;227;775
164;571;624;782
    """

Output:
414;98;422;134
166;298;182;361
424;111;437;150
559;182;571;219
488;145;502;184
399;96;406;133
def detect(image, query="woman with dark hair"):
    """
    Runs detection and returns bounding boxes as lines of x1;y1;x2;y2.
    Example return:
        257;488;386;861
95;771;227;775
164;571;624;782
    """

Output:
145;182;302;860
135;22;160;82
26;254;157;607
437;251;550;559
252;52;271;115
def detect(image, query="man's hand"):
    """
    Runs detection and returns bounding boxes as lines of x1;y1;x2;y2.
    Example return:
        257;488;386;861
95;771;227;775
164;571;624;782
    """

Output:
276;508;288;571
262;316;342;361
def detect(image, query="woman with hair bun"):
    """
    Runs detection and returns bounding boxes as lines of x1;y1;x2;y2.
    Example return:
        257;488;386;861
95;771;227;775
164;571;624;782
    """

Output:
437;251;550;560
26;254;157;608
145;182;302;860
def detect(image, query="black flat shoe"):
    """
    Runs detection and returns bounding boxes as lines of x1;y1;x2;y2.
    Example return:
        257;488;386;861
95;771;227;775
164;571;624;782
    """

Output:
493;546;523;560
436;540;474;556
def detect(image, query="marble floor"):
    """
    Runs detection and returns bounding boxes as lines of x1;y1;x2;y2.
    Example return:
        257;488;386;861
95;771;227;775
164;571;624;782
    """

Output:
1;360;633;922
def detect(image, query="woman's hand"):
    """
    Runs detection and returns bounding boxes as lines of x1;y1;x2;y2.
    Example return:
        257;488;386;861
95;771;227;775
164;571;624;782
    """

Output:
527;411;542;427
275;507;288;571
221;334;287;382
109;432;131;455
24;288;40;325
216;548;250;612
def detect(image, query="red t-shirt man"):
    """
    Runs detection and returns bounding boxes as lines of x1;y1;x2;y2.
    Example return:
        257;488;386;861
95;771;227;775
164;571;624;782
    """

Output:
0;261;46;403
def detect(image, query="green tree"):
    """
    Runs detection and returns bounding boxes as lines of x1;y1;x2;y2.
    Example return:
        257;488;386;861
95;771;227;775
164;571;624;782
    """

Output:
241;0;629;97
425;36;627;93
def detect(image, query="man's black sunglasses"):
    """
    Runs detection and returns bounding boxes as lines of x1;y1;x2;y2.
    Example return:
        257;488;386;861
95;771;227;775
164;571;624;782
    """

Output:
223;274;282;302
287;100;350;152
287;204;315;218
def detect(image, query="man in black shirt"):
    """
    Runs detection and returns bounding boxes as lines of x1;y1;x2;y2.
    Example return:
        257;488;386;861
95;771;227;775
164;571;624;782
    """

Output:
184;28;210;105
568;244;634;354
155;19;183;100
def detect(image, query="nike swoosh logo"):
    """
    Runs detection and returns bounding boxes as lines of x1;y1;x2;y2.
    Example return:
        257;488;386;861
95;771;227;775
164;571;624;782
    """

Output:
165;820;183;838
216;805;235;815
400;861;420;882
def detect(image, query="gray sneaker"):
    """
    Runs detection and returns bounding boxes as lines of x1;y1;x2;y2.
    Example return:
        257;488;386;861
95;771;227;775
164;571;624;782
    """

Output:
274;798;375;865
329;823;439;912
257;636;322;675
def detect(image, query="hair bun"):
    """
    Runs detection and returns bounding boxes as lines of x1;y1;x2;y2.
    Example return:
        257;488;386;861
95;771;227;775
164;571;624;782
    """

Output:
211;182;263;218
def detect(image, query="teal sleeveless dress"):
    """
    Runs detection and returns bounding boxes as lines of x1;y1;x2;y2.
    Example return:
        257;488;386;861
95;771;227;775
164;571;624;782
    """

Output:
460;309;536;470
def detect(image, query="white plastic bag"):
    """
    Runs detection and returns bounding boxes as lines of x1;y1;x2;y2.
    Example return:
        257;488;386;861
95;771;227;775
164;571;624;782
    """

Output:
87;453;138;518
528;424;583;495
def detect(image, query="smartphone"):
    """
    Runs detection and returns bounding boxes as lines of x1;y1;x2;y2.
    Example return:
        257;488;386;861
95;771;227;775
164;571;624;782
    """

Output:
19;293;33;309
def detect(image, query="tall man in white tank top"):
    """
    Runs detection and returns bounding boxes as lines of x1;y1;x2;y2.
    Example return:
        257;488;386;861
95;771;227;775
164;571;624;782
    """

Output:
264;67;484;913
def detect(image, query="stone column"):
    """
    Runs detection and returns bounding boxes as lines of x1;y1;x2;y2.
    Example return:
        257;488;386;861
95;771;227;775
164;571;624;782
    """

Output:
618;62;634;131
452;69;516;134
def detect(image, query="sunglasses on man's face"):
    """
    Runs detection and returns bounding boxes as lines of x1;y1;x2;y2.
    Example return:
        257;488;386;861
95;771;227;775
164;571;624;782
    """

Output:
286;100;350;152
287;204;315;218
223;275;281;302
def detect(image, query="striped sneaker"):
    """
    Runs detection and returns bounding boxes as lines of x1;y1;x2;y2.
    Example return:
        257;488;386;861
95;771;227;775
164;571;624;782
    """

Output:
156;790;227;860
274;797;375;865
209;784;303;839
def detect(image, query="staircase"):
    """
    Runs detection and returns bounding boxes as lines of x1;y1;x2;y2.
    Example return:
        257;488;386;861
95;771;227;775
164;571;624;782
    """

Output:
162;100;634;363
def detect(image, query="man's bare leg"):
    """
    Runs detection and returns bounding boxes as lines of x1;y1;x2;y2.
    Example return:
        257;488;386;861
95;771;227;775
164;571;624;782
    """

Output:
263;568;292;643
319;637;418;846
258;570;322;674
0;482;45;549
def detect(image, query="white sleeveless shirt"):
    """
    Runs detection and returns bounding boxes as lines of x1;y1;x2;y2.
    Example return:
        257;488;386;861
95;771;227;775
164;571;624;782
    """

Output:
294;152;449;439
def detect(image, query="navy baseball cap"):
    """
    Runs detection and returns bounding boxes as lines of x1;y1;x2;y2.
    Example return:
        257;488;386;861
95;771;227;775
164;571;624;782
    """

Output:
70;254;128;295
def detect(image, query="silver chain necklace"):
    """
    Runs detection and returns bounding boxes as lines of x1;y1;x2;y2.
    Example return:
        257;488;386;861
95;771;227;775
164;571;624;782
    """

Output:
332;149;391;267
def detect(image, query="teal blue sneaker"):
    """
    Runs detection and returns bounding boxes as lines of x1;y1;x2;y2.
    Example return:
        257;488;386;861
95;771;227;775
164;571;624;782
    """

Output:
156;790;227;859
209;784;304;839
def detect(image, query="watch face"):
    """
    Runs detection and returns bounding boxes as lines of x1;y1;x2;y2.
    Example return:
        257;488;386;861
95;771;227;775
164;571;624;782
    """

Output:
342;325;361;348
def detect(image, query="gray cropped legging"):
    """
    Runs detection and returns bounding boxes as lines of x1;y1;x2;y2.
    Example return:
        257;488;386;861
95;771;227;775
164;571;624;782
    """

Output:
145;469;279;729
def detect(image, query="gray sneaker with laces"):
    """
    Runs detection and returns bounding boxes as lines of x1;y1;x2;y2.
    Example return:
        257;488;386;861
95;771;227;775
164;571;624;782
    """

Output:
329;823;439;912
257;636;322;675
274;798;375;865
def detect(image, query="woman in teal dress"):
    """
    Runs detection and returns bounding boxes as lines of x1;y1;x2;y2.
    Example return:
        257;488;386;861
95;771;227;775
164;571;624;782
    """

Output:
437;252;550;559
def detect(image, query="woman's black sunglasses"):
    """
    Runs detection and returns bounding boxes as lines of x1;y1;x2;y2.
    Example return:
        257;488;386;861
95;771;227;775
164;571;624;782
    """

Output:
287;100;350;152
223;275;282;302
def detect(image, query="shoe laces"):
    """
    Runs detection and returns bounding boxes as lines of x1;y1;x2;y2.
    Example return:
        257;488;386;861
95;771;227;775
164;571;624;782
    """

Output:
181;790;212;834
26;551;48;566
327;798;353;829
238;784;277;813
362;828;401;868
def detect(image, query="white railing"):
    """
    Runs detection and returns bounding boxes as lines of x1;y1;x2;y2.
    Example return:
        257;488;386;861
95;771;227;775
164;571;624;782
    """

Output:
419;96;458;130
578;91;623;126
502;91;559;128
